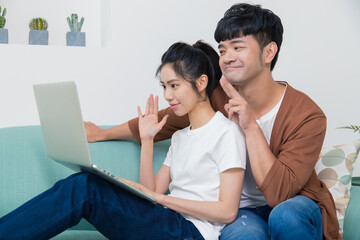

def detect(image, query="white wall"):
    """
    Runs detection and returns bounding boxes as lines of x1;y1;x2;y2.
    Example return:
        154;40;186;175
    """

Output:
1;0;102;46
1;0;360;174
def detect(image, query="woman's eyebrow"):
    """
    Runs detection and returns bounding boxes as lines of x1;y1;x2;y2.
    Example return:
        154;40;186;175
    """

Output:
161;79;180;84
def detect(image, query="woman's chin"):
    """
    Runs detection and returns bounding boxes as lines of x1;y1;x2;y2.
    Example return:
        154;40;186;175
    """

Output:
172;109;186;117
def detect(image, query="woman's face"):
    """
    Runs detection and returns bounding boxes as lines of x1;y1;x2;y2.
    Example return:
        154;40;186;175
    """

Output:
160;64;200;117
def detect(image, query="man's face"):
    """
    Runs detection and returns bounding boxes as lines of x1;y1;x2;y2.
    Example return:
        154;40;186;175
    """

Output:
218;35;265;86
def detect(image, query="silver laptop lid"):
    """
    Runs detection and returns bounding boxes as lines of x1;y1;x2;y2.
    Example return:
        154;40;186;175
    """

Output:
33;81;92;168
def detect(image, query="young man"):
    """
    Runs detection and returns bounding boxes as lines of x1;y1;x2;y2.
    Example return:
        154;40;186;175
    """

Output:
85;3;340;239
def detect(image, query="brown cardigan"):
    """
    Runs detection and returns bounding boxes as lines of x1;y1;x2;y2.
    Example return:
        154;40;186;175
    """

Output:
128;83;341;240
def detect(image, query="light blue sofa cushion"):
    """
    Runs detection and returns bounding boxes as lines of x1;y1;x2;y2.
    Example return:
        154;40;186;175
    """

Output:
51;230;107;240
0;125;170;232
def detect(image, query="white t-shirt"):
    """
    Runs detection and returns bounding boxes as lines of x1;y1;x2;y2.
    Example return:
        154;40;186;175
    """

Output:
240;84;287;208
163;111;246;240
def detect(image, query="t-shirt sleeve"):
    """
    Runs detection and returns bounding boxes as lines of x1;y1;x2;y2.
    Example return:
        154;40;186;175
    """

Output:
163;135;175;167
215;123;246;173
162;145;172;167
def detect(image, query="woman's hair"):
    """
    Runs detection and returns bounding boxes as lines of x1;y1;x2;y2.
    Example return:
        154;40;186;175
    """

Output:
156;40;222;99
214;3;283;71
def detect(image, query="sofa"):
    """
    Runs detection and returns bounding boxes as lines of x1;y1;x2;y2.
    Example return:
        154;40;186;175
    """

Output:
0;125;359;239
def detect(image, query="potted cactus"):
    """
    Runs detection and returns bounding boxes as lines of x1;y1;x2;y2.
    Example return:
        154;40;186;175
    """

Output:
0;6;8;44
29;18;49;45
66;13;85;47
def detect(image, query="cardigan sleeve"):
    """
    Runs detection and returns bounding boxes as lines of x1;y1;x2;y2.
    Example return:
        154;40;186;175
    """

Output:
257;98;327;207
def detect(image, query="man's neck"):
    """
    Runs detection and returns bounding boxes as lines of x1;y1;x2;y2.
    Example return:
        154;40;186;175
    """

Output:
239;73;286;120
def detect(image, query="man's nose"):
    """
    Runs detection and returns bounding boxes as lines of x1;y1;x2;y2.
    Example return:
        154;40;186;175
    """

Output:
222;49;236;64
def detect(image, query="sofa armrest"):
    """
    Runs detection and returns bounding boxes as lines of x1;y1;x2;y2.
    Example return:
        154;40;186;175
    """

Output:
343;183;360;239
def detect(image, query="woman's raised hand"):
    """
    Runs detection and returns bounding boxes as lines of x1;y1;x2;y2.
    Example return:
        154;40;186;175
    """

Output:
138;94;168;141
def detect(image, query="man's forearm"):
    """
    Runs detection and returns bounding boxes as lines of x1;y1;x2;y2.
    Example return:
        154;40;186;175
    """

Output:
85;121;134;142
102;122;134;140
245;123;275;186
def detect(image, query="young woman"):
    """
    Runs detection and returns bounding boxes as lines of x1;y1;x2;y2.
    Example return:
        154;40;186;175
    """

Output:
0;41;246;240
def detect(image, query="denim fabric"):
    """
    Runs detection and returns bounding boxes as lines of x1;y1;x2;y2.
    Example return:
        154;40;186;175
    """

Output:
0;172;203;240
268;195;323;240
220;195;323;240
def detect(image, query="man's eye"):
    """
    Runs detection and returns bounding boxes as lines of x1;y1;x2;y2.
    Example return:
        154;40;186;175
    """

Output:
219;50;225;56
171;84;177;88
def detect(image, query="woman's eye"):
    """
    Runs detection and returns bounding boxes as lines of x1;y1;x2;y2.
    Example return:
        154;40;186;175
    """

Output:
171;84;177;88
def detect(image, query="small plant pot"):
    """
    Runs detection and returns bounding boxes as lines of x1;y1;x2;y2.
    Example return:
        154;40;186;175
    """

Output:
66;32;86;47
29;30;48;45
0;28;8;44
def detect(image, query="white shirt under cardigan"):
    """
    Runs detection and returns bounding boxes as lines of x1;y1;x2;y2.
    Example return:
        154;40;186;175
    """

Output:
163;111;246;240
240;83;287;208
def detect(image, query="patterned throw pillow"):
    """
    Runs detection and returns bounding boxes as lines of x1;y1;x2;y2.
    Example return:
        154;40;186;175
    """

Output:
315;140;360;234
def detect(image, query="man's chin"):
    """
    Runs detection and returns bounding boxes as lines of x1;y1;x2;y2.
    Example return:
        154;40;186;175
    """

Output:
224;76;240;86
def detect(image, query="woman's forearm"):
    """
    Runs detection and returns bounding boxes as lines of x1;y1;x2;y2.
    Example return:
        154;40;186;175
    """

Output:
139;140;156;190
158;195;238;224
157;168;244;224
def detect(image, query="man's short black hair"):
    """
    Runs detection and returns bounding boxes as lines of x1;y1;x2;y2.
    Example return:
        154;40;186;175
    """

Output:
215;3;283;70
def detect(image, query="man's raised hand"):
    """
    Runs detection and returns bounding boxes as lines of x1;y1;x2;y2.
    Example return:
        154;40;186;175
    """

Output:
220;76;255;131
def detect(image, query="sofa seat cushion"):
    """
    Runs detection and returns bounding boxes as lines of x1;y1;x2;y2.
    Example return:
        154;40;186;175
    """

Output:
51;230;107;240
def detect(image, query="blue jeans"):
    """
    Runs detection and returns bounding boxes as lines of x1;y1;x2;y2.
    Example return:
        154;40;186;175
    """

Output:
0;172;203;240
220;195;323;240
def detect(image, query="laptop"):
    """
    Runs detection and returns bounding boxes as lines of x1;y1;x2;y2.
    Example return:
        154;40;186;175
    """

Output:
33;81;156;203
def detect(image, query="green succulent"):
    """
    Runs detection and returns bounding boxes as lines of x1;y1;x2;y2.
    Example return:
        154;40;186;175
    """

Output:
67;13;84;32
0;6;7;28
29;18;48;30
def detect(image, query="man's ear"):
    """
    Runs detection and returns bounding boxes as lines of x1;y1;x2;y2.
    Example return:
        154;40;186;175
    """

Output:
263;42;278;65
196;74;208;93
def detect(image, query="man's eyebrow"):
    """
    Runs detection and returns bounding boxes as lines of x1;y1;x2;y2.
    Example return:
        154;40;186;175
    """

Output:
230;39;245;44
218;39;246;49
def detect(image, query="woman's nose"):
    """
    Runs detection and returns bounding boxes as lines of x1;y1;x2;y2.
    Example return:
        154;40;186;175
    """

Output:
164;89;173;101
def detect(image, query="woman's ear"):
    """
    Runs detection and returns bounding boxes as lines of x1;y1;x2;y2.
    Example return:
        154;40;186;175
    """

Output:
196;74;208;93
263;41;278;65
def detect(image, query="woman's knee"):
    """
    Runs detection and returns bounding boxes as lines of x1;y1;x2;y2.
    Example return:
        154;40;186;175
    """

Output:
59;172;101;194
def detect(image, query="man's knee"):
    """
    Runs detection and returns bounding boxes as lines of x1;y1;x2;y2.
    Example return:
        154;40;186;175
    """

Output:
269;195;319;225
268;196;322;239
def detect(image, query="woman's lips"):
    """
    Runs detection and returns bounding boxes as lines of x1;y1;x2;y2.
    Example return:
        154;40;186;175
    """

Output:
170;104;179;109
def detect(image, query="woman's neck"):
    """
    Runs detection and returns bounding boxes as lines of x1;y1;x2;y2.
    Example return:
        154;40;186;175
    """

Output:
187;99;216;130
